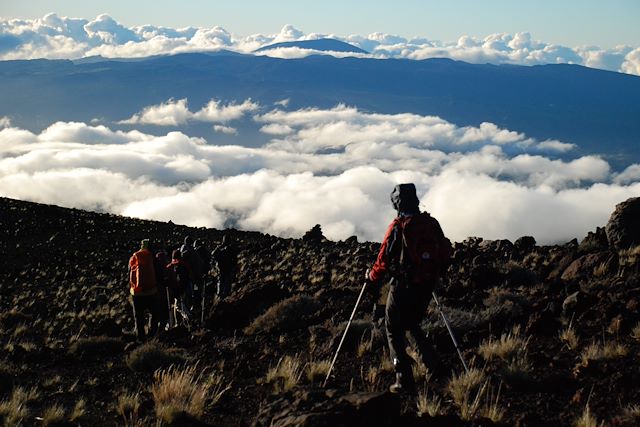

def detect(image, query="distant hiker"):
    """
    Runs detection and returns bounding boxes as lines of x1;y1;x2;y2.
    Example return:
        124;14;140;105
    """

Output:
366;183;452;395
168;249;192;324
181;236;204;299
211;234;239;299
194;239;211;275
154;249;172;330
128;239;159;340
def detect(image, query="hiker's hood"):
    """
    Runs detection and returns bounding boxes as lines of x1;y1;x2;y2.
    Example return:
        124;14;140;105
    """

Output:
390;183;420;215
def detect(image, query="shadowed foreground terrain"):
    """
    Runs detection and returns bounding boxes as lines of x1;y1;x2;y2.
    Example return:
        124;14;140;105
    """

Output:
0;196;639;426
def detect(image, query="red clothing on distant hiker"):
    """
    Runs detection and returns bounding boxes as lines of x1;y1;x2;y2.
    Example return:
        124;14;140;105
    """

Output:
129;248;157;295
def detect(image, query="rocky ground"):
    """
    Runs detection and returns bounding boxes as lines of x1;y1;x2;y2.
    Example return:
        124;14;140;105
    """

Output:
1;196;639;427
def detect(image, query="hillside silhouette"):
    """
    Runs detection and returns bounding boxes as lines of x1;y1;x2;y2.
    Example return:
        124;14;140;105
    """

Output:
1;196;639;426
1;54;639;166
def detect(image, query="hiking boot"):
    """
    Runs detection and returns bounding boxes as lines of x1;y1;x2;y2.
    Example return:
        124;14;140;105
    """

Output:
389;372;417;395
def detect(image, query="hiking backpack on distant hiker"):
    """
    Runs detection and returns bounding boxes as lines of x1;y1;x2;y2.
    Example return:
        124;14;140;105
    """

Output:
391;212;452;286
129;248;157;294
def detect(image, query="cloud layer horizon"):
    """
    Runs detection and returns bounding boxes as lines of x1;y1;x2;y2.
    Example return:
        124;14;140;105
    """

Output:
1;13;639;76
1;100;639;245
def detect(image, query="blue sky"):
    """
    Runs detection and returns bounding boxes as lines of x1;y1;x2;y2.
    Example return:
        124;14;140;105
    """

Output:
3;0;639;48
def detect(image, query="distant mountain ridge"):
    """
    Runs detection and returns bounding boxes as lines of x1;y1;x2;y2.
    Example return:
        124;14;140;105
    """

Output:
0;53;639;167
254;38;368;54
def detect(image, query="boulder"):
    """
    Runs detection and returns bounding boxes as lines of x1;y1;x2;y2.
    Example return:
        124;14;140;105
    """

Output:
303;224;325;243
606;197;640;250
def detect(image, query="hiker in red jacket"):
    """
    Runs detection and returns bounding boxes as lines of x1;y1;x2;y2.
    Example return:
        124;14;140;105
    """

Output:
129;239;159;340
366;183;452;395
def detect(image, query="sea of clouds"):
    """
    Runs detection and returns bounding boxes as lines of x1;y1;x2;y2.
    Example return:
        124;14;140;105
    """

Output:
1;99;639;244
0;13;639;75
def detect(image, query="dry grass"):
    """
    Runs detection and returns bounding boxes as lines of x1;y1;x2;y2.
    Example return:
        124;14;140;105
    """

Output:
126;341;186;373
446;366;486;406
478;326;526;361
407;348;431;383
575;405;601;427
244;295;319;335
69;336;124;361
447;365;504;422
458;380;488;421
0;386;39;426
560;322;579;350
69;399;86;422
305;359;331;383
581;341;628;363
631;323;640;342
361;365;380;392
481;383;505;423
203;371;231;407
151;366;211;424
265;355;303;393
357;334;373;358
416;388;442;417
117;392;141;427
621;404;640;425
41;404;65;426
618;245;640;264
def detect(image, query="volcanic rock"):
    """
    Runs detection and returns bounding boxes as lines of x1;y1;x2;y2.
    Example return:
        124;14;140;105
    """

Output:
605;197;640;249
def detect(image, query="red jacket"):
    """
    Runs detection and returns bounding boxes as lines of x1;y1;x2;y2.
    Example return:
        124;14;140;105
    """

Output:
369;212;450;285
129;249;157;295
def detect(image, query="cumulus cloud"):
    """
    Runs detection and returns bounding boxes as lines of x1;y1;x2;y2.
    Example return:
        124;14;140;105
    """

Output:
1;105;638;244
0;14;639;75
120;98;258;126
213;125;237;135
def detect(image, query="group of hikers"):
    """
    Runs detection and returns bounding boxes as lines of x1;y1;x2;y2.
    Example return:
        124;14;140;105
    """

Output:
128;234;239;339
127;183;452;396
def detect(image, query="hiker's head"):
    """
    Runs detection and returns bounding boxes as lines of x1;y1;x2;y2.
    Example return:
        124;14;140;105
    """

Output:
390;183;420;215
172;249;182;260
140;239;150;250
183;235;193;246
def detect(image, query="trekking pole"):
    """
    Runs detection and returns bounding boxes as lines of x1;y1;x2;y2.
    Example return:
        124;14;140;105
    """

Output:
323;280;368;387
200;279;206;326
432;292;469;374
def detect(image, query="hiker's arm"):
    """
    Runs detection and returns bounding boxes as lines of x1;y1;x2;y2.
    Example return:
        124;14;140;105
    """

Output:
368;220;397;283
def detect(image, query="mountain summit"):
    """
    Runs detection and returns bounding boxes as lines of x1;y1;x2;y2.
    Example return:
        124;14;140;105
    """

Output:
254;38;368;54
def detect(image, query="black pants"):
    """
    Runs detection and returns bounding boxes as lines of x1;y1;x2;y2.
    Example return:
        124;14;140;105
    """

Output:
131;294;159;340
217;272;233;298
155;287;169;332
385;280;438;378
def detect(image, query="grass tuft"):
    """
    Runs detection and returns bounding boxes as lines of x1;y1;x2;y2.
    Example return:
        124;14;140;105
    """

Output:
126;340;186;373
575;405;600;427
631;323;640;342
416;388;442;417
581;341;628;363
305;359;331;383
244;295;319;335
265;355;303;393
116;392;140;427
69;336;124;361
151;365;212;424
560;322;579;350
447;367;486;406
41;404;65;426
478;326;526;361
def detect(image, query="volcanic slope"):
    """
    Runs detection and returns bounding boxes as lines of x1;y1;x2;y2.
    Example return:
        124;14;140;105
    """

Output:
0;197;639;426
